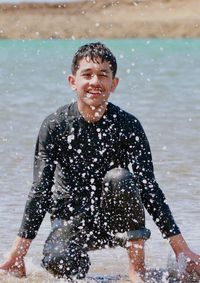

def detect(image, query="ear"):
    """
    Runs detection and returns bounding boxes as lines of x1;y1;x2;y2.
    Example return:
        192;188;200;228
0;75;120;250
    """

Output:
68;74;76;91
111;77;119;93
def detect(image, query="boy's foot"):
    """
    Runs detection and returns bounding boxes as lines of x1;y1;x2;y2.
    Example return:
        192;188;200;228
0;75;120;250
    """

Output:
129;268;145;283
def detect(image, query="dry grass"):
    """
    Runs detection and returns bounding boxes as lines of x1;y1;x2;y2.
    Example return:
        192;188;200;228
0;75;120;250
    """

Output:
0;0;200;39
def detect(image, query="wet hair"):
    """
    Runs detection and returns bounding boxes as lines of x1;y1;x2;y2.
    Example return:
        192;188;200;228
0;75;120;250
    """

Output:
71;42;117;77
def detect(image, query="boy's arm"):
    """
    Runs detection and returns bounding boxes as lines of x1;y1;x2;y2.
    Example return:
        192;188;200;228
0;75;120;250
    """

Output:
130;119;180;238
18;115;57;239
0;236;32;278
128;119;200;275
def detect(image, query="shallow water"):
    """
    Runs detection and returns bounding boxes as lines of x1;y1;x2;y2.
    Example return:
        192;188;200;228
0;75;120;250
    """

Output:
0;39;200;282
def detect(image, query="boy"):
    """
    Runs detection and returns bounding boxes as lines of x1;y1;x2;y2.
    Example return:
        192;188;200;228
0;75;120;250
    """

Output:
0;42;199;282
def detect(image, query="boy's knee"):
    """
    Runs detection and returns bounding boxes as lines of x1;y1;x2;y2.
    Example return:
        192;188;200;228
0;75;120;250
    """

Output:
103;168;140;201
42;244;90;279
103;168;131;184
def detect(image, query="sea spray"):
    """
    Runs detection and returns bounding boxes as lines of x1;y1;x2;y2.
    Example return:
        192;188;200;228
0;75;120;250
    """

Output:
167;252;200;283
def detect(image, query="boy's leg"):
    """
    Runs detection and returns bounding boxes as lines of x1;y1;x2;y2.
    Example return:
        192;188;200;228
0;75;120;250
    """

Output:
101;168;150;280
128;239;145;282
41;213;90;280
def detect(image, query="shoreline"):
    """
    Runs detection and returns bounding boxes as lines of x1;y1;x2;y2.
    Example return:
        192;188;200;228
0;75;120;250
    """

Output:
0;0;200;39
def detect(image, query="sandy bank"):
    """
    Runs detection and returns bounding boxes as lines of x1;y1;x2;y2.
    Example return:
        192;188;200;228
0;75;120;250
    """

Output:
0;0;200;39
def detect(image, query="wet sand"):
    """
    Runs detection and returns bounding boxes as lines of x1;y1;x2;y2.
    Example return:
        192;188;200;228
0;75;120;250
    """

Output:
0;0;200;39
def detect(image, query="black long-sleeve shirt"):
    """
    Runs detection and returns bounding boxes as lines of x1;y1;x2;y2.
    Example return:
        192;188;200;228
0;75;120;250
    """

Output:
18;102;180;239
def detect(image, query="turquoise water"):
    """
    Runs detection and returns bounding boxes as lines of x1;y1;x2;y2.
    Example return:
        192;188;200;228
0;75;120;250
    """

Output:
0;39;200;282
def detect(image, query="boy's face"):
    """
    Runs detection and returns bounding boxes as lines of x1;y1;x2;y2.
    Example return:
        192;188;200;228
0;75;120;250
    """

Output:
68;57;119;109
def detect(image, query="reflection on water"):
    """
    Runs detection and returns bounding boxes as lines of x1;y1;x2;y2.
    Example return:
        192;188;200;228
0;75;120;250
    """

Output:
0;39;200;282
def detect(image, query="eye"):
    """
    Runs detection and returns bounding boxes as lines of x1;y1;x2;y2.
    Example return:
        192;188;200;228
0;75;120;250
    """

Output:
82;73;92;79
100;73;108;78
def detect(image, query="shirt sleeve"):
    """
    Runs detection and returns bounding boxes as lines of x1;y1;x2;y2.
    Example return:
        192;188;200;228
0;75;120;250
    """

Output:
18;115;57;239
129;119;181;239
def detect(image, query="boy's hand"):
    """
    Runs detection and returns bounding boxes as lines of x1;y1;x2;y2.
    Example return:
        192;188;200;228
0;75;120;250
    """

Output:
169;234;200;276
0;256;26;278
182;250;200;275
0;236;32;278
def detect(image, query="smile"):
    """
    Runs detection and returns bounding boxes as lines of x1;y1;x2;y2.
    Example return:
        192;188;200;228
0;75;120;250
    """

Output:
86;91;103;98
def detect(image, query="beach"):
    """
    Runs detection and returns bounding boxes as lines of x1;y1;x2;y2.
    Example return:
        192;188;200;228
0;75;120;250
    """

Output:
0;0;200;39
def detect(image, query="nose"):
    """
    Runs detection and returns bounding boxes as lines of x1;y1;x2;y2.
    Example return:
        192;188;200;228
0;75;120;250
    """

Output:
89;74;100;86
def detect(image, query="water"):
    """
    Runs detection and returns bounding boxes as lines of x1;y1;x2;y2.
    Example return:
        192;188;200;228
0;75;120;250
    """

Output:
0;39;200;282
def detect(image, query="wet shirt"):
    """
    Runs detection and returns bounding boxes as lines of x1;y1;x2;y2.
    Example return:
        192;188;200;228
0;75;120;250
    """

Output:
18;102;180;239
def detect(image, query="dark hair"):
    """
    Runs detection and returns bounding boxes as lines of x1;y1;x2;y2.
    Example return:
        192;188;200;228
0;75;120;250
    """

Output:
71;42;117;77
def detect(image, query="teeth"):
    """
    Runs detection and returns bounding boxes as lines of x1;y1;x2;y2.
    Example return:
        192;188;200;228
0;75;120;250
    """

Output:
86;91;102;97
88;90;102;94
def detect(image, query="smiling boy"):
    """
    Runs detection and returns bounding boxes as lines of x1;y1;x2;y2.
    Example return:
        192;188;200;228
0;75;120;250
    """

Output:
68;52;119;121
0;42;199;282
